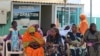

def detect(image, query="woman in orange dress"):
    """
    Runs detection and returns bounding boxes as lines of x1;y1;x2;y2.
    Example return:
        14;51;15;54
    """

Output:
79;14;88;35
22;26;45;56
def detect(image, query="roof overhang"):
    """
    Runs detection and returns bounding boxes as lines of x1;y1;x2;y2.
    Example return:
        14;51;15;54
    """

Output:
12;0;67;5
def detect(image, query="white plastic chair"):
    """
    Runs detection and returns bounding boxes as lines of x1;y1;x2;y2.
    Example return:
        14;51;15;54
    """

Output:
6;40;23;56
0;38;5;56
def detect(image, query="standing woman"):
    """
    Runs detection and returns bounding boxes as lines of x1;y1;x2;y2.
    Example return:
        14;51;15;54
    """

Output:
84;23;100;56
4;21;22;56
46;28;66;56
79;14;88;35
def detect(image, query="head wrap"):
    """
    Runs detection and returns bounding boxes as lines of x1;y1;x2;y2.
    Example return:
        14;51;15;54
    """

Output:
80;14;86;21
27;26;36;33
89;23;96;34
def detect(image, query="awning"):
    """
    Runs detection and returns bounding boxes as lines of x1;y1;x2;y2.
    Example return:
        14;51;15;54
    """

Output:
12;0;66;4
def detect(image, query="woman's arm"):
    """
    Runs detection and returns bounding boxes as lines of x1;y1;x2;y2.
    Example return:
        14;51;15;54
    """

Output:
32;36;45;46
18;32;22;39
94;32;100;44
4;31;12;41
83;29;89;43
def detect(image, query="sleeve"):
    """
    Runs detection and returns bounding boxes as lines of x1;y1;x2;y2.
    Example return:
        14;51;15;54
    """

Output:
4;31;12;41
96;31;100;43
38;29;43;36
9;28;13;31
83;30;89;42
22;32;30;48
80;22;88;35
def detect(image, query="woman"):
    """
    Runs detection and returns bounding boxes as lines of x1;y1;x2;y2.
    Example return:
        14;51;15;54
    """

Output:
79;14;88;35
22;26;45;56
84;23;100;56
46;28;66;56
34;24;43;36
66;24;85;56
47;24;56;36
4;21;22;56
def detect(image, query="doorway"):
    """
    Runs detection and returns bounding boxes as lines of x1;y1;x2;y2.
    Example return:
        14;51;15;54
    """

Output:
41;5;52;35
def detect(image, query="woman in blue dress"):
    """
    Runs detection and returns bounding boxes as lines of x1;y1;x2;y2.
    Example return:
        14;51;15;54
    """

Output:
4;21;22;56
66;24;85;56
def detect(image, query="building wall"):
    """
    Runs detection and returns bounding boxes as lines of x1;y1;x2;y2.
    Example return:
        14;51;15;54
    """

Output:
0;12;11;36
87;17;100;31
0;0;11;11
0;12;26;36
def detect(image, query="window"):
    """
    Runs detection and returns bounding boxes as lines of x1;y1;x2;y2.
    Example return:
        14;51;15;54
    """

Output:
57;6;82;28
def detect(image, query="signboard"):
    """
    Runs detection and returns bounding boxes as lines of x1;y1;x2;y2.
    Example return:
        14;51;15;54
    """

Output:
13;5;40;28
0;9;7;24
13;5;40;20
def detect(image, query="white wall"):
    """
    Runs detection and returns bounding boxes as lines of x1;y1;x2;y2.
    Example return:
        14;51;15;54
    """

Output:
67;0;81;4
0;0;11;11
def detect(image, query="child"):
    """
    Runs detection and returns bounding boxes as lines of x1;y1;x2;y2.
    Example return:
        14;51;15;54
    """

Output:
4;21;22;56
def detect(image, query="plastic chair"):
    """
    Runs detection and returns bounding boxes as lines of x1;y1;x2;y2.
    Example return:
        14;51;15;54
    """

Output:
0;38;5;56
6;40;23;56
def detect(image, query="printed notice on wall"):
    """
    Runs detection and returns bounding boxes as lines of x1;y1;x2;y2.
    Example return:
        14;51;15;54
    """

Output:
0;9;7;24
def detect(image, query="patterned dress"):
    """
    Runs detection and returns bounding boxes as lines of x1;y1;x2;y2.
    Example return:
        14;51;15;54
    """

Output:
67;32;86;56
10;28;19;51
46;35;66;56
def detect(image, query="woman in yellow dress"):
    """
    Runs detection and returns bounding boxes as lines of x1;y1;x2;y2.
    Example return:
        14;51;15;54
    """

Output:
22;26;45;56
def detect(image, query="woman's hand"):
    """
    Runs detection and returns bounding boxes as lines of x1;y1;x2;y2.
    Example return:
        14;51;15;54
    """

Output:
47;43;53;47
29;41;40;49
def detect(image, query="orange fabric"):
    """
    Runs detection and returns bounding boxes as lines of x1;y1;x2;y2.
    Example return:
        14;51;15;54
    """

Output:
22;31;44;56
79;14;88;35
25;47;44;56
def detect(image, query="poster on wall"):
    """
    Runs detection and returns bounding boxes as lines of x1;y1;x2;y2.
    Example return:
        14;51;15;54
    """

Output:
0;9;7;24
13;5;40;28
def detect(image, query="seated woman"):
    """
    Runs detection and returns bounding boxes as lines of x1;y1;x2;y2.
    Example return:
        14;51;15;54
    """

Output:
66;24;85;56
22;26;45;56
46;28;66;56
84;23;100;56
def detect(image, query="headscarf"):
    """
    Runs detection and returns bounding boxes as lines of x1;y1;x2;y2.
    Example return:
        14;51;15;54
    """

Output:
80;14;87;21
89;23;97;34
27;26;36;33
22;26;44;48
